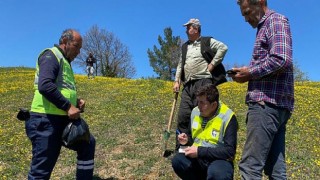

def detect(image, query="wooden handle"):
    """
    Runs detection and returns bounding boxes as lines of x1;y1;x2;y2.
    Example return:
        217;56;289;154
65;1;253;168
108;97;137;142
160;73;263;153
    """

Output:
167;92;178;132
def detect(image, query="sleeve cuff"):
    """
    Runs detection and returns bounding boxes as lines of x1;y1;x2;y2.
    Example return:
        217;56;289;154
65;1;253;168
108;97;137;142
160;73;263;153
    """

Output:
61;102;71;111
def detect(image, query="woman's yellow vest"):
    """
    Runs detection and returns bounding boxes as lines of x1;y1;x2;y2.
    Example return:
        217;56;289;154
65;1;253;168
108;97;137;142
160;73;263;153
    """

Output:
31;47;77;115
191;103;234;147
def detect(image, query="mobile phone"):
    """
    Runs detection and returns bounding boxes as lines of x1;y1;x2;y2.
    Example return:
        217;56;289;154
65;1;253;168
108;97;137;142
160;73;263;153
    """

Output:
226;69;236;75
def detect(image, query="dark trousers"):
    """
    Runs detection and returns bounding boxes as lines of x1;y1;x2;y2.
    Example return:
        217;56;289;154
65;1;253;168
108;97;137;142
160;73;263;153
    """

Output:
172;153;234;180
25;114;96;180
176;78;213;150
239;102;291;179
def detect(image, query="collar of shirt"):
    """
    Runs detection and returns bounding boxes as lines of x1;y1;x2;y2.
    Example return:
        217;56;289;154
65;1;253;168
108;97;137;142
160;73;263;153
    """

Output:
187;36;202;44
201;102;221;129
258;9;275;28
54;44;71;63
202;101;221;121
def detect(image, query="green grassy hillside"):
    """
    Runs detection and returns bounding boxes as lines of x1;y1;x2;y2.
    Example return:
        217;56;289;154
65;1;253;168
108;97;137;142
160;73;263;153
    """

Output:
0;67;319;179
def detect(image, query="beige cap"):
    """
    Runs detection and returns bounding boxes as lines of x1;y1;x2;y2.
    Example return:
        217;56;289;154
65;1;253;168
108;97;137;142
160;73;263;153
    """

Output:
183;18;201;27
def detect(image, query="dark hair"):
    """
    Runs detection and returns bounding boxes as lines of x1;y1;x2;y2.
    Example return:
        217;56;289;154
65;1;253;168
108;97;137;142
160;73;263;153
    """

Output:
59;29;75;44
195;84;219;103
237;0;267;6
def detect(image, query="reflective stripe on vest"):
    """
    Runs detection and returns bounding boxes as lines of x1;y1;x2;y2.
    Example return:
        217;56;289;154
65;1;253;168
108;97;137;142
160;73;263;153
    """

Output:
33;48;76;91
191;103;234;148
31;47;77;115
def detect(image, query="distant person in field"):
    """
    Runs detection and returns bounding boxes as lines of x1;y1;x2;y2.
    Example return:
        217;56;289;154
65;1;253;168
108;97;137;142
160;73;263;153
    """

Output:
229;0;294;179
86;52;96;79
171;84;238;180
173;18;228;151
26;29;96;179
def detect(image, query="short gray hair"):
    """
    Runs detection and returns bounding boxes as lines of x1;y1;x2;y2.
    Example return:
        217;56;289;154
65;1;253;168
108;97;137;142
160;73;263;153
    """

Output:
59;29;75;44
237;0;267;6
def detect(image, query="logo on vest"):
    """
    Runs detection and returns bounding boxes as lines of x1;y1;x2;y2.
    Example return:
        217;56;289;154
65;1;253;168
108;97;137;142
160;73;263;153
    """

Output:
212;130;218;138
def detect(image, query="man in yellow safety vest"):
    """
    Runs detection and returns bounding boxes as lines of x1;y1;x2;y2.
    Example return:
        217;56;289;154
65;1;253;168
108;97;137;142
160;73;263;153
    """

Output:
171;84;238;180
26;29;96;180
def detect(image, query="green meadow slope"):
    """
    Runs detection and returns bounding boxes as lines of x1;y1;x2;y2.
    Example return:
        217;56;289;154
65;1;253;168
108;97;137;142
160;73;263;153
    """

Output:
0;67;319;179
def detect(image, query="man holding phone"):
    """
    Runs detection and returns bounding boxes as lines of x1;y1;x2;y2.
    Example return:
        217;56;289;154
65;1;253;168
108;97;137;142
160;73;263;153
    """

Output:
230;0;294;179
226;69;237;75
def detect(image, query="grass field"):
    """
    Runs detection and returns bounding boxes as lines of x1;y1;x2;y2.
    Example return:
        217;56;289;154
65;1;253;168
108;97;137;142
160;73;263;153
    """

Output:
0;67;319;179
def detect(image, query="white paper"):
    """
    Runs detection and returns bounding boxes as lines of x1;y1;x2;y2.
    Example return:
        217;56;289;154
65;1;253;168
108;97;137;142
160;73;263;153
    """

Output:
178;146;188;153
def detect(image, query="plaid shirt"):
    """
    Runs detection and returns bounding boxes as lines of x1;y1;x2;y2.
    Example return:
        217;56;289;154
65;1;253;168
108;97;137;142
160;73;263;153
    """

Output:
247;10;294;112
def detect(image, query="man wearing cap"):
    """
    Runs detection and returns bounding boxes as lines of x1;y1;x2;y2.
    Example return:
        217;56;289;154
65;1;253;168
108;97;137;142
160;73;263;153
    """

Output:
173;18;228;152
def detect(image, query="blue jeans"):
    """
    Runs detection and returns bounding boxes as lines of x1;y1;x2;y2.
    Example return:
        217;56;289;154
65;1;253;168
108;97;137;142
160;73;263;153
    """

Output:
25;114;96;180
172;153;234;180
239;102;291;180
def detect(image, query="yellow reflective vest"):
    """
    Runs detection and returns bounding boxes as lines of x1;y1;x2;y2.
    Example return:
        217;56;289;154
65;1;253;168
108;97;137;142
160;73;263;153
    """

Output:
191;102;234;147
31;47;77;115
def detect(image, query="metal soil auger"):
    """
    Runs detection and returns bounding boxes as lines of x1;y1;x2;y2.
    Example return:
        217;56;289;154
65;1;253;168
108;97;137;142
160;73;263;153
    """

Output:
163;92;179;157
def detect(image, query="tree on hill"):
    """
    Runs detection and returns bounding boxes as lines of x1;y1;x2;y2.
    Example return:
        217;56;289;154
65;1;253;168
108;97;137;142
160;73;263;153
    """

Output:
293;60;309;82
147;27;182;80
76;25;136;78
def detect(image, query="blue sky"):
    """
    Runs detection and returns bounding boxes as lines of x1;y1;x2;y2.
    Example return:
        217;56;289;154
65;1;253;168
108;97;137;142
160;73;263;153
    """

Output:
1;0;319;81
